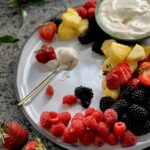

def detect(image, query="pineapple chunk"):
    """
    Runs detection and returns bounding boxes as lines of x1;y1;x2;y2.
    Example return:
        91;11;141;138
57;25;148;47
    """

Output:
109;42;131;64
58;23;77;40
127;44;145;61
66;8;78;16
101;39;116;57
102;76;106;91
102;57;115;72
141;45;150;58
128;61;138;73
104;88;120;100
77;19;89;35
62;12;81;29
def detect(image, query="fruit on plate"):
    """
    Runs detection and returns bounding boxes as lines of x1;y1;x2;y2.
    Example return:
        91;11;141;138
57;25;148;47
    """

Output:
35;44;56;64
39;22;57;42
128;61;138;73
24;138;47;150
141;45;150;58
58;23;77;40
77;19;89;34
106;62;132;90
0;121;28;149
109;42;131;64
127;44;146;61
101;39;116;57
102;57;115;72
45;85;54;97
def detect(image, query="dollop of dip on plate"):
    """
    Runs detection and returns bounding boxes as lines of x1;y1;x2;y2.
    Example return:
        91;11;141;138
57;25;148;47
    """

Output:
98;0;150;39
46;47;78;70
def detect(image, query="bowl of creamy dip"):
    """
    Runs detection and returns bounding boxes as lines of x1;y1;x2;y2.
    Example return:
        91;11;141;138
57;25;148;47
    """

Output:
95;0;150;41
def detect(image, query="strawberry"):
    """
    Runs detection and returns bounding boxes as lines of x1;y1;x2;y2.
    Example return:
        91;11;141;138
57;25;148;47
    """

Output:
106;62;132;89
35;44;56;64
0;121;28;149
138;62;150;86
24;138;47;150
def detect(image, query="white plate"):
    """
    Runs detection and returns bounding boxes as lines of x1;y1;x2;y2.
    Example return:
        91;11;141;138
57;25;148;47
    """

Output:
15;26;150;150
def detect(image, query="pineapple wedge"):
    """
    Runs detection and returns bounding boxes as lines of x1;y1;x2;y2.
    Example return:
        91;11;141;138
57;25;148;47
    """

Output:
102;57;115;72
77;19;89;35
66;8;78;15
141;45;150;58
127;44;145;61
104;88;120;100
128;61;138;73
109;42;131;64
102;76;107;91
101;39;116;57
58;23;77;40
62;12;81;29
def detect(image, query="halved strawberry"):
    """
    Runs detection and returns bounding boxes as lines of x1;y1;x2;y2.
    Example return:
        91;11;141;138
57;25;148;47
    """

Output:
138;71;150;86
138;62;150;73
106;62;132;90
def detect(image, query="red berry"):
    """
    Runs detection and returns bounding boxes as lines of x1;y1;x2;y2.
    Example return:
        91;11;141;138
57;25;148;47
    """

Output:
70;119;85;136
106;62;132;89
49;111;60;124
92;109;104;123
76;6;87;18
62;128;77;143
46;85;54;97
35;44;56;64
93;135;105;147
107;133;119;146
84;0;96;9
40;111;52;129
104;109;118;125
128;78;140;89
114;122;126;137
63;95;77;105
83;116;97;130
85;107;95;116
87;8;96;18
50;123;65;137
121;130;137;147
97;122;110;137
79;129;94;145
72;112;84;120
138;71;150;86
148;54;150;61
58;112;71;126
24;141;38;150
49;111;58;118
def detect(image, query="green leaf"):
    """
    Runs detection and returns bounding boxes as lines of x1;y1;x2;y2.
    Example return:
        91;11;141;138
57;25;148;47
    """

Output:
9;0;21;8
0;35;19;43
19;7;27;28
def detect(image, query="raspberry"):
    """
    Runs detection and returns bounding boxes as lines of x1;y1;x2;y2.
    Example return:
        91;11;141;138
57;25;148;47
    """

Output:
50;123;65;137
40;111;52;129
76;6;87;18
114;122;126;137
93;135;105;147
58;112;71;126
92;109;104;123
46;85;54;97
84;0;96;9
70;119;85;136
63;95;77;105
62;128;77;143
104;109;118;125
72;113;84;120
107;133;119;146
85;107;95;116
121;130;137;147
128;78;140;89
49;111;58;118
87;8;96;18
97;122;110;137
49;111;60;124
83;116;97;130
79;130;94;145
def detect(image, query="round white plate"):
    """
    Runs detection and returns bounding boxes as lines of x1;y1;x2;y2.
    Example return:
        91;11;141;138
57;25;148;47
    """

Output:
15;24;150;150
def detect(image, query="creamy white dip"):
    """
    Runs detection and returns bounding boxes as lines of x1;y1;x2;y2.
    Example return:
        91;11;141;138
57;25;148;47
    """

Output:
98;0;150;39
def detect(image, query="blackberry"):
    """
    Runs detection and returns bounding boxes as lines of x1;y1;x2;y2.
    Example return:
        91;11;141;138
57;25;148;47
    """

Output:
51;17;62;27
74;86;93;108
128;104;148;122
119;113;130;125
111;100;128;118
131;89;146;106
99;96;114;111
139;85;150;98
146;98;150;119
92;39;104;55
120;84;133;100
78;30;95;44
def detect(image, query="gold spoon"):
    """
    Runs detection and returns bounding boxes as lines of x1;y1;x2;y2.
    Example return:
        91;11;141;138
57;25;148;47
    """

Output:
17;65;68;107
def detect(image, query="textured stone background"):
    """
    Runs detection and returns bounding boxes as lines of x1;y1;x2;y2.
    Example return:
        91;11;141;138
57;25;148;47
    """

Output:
0;0;84;149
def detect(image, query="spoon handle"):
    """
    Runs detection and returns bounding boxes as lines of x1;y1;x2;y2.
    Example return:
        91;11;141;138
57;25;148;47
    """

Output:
17;66;66;107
